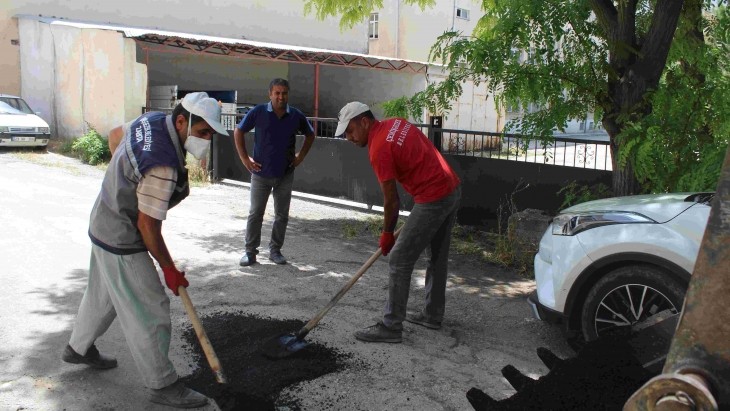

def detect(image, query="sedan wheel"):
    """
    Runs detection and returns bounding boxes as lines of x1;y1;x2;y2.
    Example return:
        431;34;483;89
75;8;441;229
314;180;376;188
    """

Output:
581;265;687;341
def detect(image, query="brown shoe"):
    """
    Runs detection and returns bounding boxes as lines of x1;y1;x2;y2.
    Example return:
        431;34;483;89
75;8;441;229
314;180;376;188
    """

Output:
61;344;117;369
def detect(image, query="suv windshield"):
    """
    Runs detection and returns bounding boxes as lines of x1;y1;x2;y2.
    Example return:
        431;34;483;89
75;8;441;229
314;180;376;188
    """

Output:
0;97;34;115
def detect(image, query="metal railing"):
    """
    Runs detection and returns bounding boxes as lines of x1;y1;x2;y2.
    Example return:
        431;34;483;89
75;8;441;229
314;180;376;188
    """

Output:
142;107;341;139
142;107;612;170
431;128;612;170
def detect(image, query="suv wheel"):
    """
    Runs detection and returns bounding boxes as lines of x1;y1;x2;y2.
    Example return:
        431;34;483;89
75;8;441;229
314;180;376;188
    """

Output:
580;265;686;341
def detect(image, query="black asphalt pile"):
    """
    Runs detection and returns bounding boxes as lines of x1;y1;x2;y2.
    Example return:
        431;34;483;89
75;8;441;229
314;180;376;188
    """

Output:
467;337;655;411
180;311;353;411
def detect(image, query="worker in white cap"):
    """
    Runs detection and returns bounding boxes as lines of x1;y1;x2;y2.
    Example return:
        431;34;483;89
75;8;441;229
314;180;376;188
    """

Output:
335;102;461;344
62;92;228;408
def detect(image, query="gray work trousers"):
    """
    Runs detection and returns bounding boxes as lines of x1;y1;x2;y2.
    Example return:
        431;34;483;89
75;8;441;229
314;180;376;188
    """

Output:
68;244;178;389
244;171;294;254
382;185;461;331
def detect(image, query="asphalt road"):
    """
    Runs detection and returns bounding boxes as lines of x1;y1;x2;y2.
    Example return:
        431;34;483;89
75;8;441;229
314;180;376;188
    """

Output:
0;149;572;410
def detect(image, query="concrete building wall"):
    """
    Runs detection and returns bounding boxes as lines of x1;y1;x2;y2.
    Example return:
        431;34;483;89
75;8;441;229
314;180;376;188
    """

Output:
370;0;482;62
287;63;316;115
81;29;126;136
367;1;498;131
315;65;426;120
6;0;367;53
426;74;501;133
18;19;146;139
0;8;21;96
146;51;288;107
144;53;425;120
18;19;55;131
124;39;148;122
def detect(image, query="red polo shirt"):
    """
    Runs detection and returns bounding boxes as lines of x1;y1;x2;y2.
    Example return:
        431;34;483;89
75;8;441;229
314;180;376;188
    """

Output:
368;118;460;203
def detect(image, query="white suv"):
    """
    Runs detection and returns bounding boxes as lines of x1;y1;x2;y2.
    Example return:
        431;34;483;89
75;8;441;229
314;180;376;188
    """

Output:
528;192;712;344
0;94;52;148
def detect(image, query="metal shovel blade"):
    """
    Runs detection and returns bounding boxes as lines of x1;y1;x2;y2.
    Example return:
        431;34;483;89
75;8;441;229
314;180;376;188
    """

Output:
261;334;310;360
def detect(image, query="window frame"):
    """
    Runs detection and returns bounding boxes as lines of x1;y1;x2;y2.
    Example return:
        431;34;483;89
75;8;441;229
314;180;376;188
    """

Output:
456;7;470;20
369;12;379;39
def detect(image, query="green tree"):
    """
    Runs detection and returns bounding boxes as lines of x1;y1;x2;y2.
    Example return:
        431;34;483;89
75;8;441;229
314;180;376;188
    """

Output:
304;0;729;195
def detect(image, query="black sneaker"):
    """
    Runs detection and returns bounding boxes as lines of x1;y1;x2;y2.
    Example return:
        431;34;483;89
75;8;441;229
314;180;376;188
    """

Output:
239;252;257;267
150;379;208;408
269;250;287;265
354;322;402;343
61;344;118;369
406;312;442;330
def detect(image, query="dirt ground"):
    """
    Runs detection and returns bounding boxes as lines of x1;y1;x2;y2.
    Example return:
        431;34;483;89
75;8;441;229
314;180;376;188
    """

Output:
0;150;574;410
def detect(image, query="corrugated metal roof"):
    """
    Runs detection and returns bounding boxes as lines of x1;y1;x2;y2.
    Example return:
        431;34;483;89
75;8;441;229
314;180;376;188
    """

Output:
18;15;432;72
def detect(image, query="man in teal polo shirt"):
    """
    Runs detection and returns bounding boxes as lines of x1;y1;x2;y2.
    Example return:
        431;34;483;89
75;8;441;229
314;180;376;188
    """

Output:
234;78;315;266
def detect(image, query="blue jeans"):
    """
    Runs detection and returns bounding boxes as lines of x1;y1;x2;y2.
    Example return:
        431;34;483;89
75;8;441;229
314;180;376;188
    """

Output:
382;185;461;331
245;172;294;254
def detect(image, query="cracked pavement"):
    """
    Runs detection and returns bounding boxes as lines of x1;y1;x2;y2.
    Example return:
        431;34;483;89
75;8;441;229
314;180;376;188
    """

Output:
0;150;572;410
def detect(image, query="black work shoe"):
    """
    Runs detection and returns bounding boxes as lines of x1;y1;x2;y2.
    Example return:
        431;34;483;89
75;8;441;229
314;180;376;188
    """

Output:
269;250;287;265
354;322;402;343
239;252;257;267
406;312;442;330
150;379;208;409
62;344;118;369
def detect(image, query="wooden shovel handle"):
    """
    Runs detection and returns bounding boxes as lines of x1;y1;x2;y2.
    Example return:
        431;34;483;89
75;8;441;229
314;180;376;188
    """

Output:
297;225;404;339
178;286;227;384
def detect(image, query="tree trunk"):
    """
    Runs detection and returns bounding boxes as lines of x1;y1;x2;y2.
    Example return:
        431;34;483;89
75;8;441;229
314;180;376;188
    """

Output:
591;0;685;196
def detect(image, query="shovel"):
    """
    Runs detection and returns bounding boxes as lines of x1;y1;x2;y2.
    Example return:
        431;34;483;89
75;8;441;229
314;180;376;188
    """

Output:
262;226;403;359
179;286;228;383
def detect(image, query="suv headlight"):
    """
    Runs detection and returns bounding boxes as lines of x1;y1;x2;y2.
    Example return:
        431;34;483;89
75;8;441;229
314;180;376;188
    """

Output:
552;211;655;236
0;126;8;133
38;127;50;133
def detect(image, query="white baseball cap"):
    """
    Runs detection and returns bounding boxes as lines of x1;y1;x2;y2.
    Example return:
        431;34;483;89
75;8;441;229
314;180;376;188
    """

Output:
180;92;229;135
335;102;370;137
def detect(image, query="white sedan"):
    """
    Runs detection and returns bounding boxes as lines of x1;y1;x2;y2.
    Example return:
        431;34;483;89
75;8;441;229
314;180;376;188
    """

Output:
528;192;712;344
0;94;51;148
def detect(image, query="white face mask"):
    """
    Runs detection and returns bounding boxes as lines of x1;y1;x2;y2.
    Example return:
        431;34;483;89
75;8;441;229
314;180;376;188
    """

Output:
184;135;210;160
184;115;211;160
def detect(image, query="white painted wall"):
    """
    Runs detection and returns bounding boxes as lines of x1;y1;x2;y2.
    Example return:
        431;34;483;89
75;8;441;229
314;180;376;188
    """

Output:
370;0;483;62
0;11;21;96
367;1;501;132
6;0;368;53
18;19;146;139
426;67;501;133
17;19;55;133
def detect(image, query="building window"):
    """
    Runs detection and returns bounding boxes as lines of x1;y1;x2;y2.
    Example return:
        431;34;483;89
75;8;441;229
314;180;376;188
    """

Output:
456;8;470;20
369;13;379;39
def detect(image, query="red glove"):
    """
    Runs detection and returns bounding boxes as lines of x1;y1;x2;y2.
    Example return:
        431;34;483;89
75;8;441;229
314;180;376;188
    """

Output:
379;231;395;256
162;266;189;296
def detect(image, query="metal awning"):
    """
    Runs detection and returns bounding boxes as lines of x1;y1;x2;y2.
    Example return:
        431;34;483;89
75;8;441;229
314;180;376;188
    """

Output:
19;15;430;73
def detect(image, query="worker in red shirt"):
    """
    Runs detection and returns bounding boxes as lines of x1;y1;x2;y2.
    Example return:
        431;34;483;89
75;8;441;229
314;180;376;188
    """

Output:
335;102;462;343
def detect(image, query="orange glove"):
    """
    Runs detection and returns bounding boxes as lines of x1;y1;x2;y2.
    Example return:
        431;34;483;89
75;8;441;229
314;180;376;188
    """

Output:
162;266;189;296
379;231;395;256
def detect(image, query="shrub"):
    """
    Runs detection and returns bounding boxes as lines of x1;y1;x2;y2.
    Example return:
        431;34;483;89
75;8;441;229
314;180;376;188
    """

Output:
186;154;211;187
71;125;111;165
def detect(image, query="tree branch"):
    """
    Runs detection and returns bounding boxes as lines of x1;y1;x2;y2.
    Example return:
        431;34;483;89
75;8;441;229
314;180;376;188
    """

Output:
638;0;685;81
588;0;618;34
